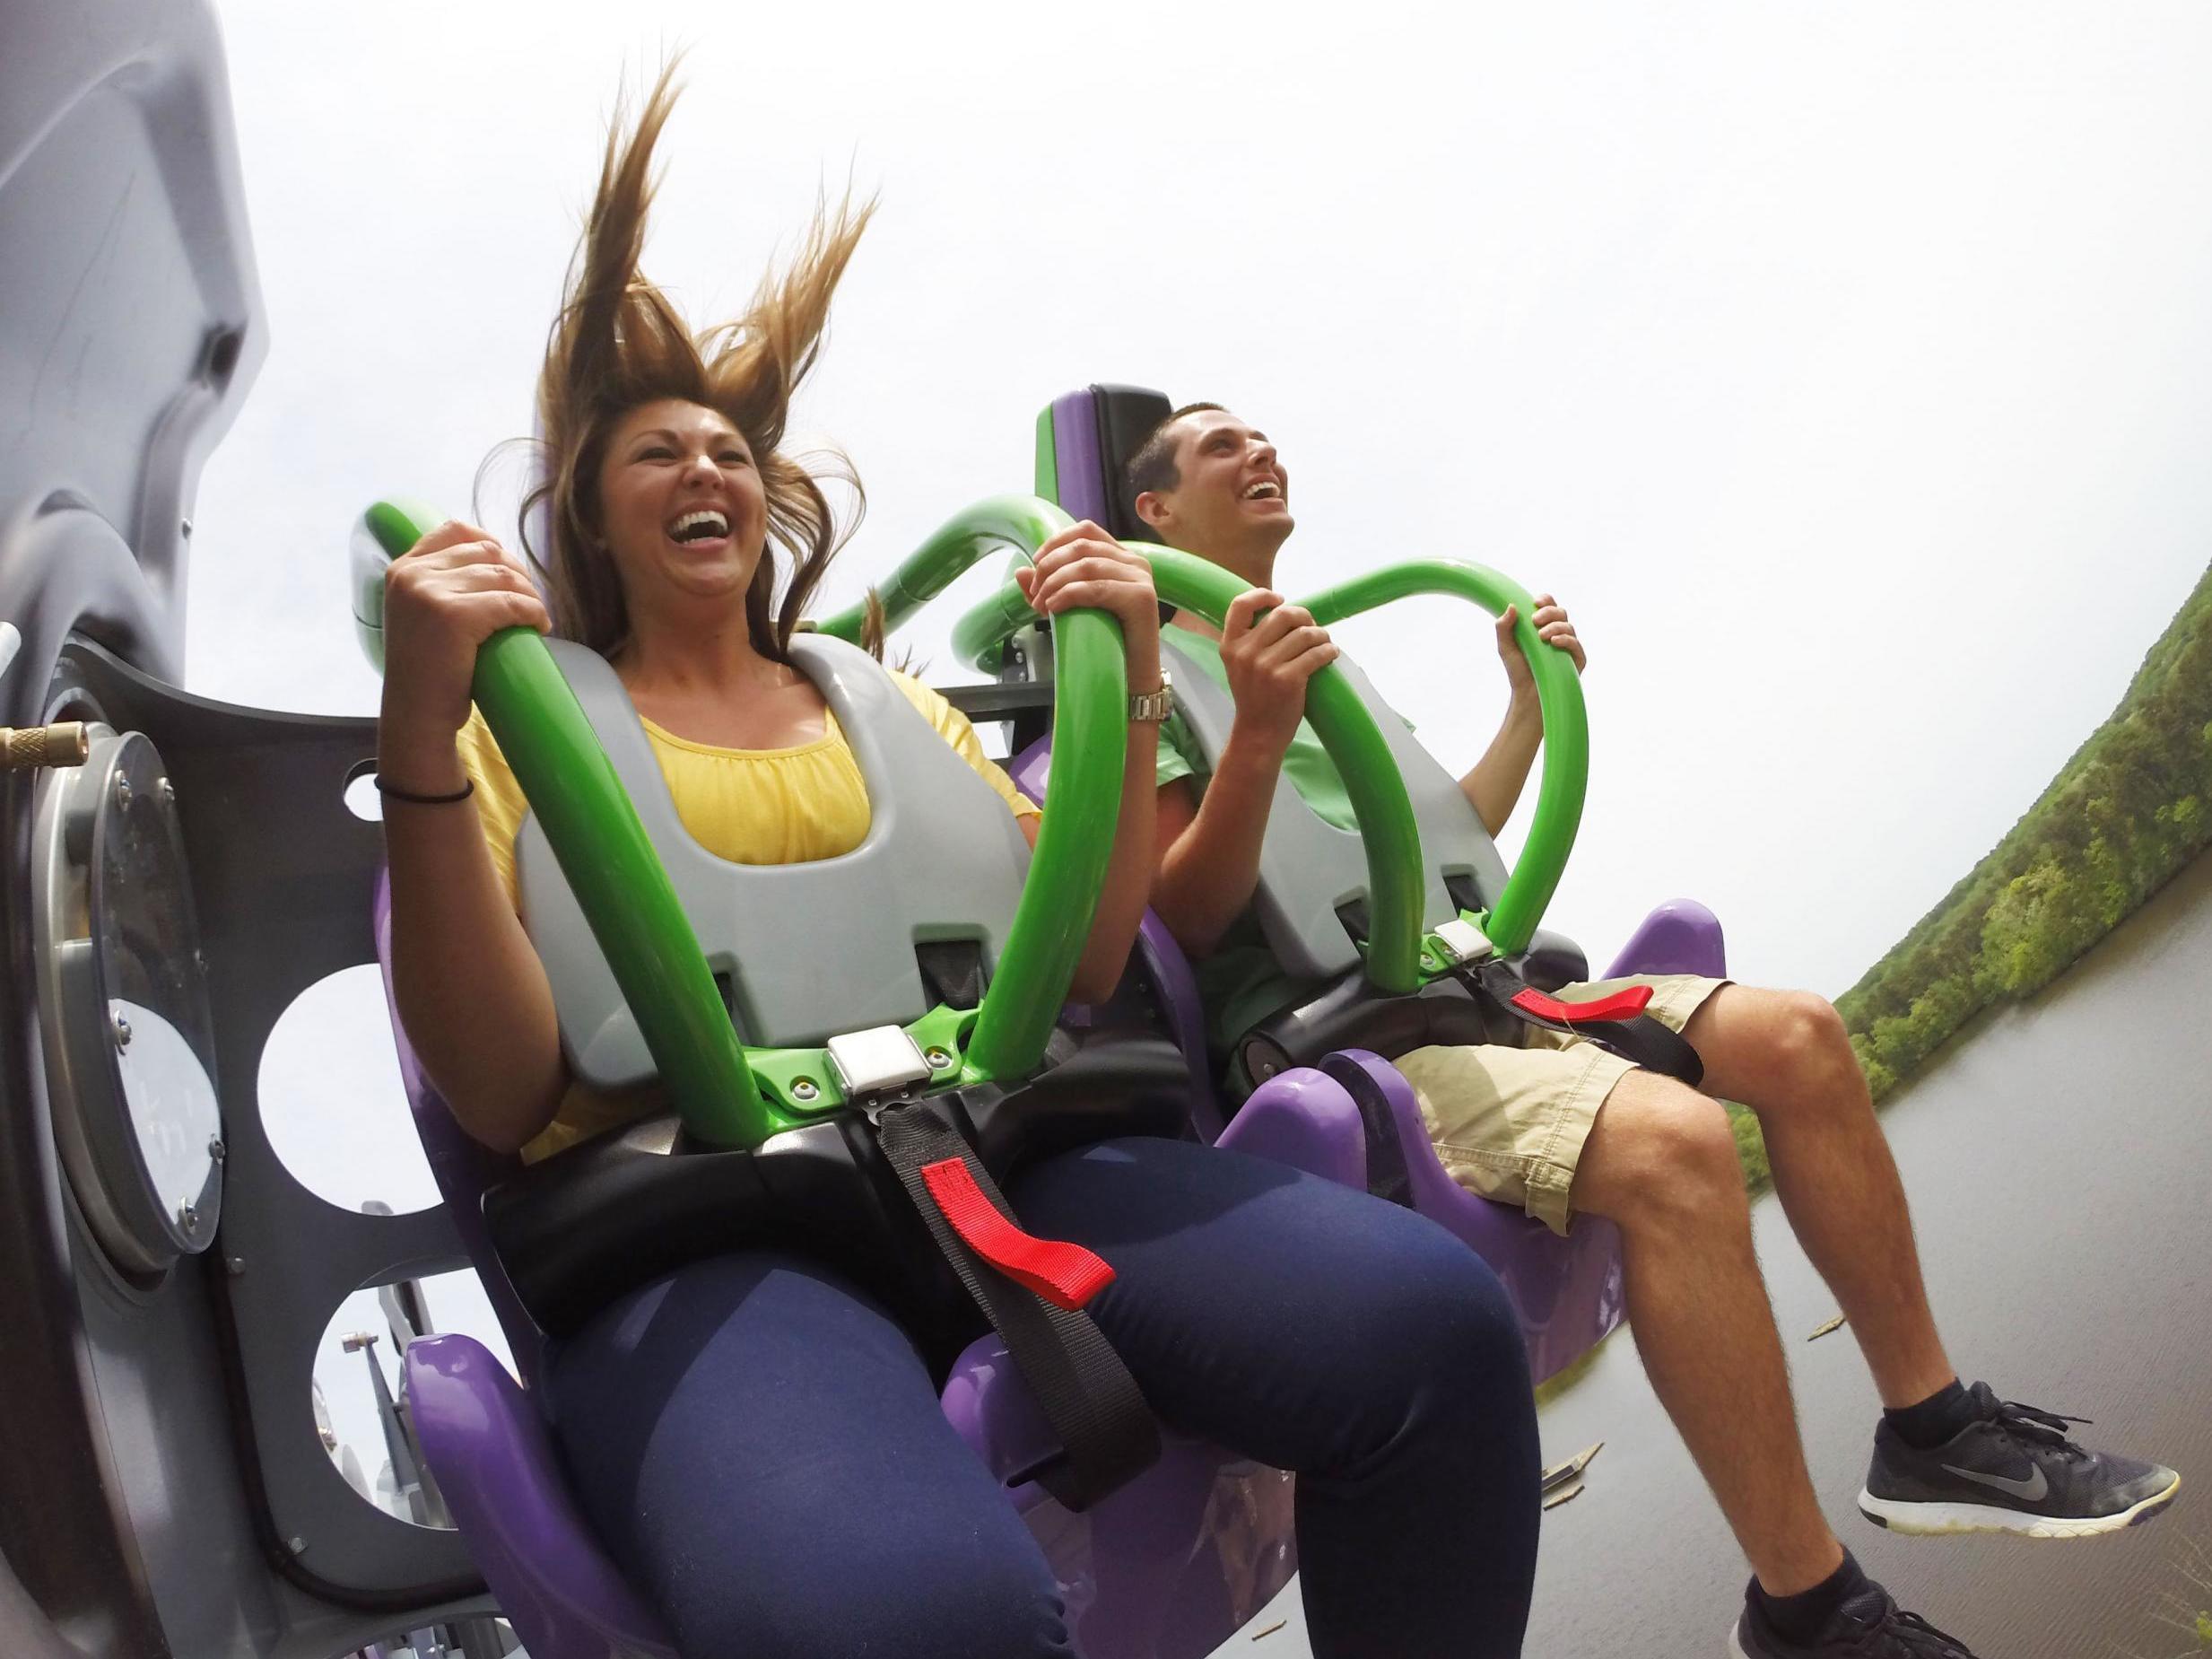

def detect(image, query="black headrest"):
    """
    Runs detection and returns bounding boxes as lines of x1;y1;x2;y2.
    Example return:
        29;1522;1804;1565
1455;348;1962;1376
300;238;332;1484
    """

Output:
1090;384;1173;542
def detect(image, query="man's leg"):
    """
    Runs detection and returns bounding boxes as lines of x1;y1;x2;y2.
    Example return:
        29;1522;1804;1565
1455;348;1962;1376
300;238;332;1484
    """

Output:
1683;987;1955;1410
1569;1067;1844;1595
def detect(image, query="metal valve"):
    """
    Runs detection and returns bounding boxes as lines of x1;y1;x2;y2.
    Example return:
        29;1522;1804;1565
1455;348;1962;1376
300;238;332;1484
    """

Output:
0;721;90;772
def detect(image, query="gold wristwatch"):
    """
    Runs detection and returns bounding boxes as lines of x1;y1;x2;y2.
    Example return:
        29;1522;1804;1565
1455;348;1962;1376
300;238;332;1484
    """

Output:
1128;670;1175;724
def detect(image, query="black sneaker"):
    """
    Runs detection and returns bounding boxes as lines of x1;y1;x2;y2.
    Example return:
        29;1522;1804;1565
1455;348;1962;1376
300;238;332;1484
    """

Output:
1729;1578;1977;1656
1859;1381;2180;1539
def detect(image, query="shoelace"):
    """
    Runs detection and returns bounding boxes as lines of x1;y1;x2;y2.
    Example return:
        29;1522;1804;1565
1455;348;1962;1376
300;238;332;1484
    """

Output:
1990;1394;2094;1458
1886;1609;1975;1655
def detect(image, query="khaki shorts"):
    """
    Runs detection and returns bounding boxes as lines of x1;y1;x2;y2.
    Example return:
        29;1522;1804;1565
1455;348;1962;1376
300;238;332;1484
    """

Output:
1394;974;1729;1237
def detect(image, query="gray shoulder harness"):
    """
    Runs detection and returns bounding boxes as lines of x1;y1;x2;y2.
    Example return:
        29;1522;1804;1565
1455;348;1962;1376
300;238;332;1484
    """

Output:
517;634;1032;1087
1160;634;1509;980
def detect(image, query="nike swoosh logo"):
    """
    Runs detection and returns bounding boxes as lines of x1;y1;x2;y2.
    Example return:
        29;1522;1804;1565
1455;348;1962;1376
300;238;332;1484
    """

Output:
1941;1462;2048;1501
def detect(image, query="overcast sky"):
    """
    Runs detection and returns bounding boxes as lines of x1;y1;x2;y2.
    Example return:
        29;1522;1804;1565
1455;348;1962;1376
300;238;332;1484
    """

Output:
191;0;2212;1497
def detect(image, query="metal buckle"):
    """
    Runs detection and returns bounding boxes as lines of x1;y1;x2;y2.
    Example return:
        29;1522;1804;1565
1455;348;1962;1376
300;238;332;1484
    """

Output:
825;1026;935;1100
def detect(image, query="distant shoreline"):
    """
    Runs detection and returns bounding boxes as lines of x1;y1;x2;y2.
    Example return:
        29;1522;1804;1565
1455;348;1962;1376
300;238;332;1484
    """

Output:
1720;557;2212;1192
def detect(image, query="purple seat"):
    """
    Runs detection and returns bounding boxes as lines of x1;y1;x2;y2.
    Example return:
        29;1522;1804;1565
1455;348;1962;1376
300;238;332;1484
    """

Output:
373;874;1341;1659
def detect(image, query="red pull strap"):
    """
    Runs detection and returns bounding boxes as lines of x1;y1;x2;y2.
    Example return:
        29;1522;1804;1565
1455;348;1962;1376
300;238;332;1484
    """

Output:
919;1158;1117;1310
1510;982;1656;1026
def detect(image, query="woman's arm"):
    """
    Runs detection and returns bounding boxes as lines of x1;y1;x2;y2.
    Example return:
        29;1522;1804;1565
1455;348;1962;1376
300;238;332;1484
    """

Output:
379;521;571;1155
1015;523;1165;1004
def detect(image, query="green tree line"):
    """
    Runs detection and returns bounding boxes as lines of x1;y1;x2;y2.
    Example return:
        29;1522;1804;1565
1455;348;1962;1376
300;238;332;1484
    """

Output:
1720;559;2212;1194
1834;559;2212;1103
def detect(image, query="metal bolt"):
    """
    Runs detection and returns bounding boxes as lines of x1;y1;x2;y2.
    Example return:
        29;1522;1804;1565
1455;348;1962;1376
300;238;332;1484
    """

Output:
112;1013;132;1050
287;1536;307;1555
790;1078;819;1102
113;775;132;810
924;1047;953;1070
178;1203;199;1231
156;777;176;805
224;1255;246;1276
207;1135;226;1162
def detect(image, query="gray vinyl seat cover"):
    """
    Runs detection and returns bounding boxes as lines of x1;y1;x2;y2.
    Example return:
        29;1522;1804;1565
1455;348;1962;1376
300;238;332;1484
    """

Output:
516;634;1032;1088
1160;635;1511;981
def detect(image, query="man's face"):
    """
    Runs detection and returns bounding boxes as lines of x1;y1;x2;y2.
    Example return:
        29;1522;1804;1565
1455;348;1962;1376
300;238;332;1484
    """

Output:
1145;409;1292;556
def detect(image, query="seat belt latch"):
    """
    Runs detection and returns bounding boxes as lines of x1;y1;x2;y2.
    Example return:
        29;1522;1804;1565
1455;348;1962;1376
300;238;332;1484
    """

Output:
826;1026;935;1099
1432;916;1495;965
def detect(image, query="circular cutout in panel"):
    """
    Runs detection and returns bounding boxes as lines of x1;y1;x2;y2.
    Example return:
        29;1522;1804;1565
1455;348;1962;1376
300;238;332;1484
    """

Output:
312;1266;523;1530
343;762;382;823
260;963;438;1217
34;726;223;1276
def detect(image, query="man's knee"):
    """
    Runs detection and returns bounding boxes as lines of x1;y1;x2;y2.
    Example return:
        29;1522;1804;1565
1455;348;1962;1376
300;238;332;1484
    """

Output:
1756;990;1862;1109
1581;1078;1746;1230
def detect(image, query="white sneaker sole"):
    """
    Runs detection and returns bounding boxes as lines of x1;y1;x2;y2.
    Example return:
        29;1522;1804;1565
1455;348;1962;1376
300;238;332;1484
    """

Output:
1857;1471;2180;1538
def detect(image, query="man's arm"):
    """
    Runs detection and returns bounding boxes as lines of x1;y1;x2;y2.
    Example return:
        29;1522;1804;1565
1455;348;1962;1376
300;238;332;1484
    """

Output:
1149;592;1337;957
1459;697;1545;838
1457;594;1586;838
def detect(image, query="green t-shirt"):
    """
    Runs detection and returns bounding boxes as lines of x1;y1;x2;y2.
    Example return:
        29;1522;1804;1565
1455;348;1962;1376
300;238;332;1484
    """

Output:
1155;628;1355;1058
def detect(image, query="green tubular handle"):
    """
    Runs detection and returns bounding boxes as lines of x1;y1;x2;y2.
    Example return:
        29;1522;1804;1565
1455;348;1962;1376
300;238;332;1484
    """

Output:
364;503;775;1147
953;548;1427;995
968;597;1124;1078
367;492;1123;1140
1298;563;1586;956
814;494;1076;645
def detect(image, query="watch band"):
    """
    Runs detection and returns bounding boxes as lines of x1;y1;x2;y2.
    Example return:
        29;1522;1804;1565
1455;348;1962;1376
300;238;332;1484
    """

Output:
1128;669;1175;724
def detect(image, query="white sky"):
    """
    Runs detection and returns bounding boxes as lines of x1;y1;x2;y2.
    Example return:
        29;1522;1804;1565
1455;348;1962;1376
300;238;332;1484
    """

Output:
192;0;2212;1495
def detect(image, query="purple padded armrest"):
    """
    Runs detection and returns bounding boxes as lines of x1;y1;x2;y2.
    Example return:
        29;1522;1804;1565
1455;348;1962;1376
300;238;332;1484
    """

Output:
1317;1051;1624;1383
1603;898;1728;981
1214;1067;1368;1191
405;1336;675;1659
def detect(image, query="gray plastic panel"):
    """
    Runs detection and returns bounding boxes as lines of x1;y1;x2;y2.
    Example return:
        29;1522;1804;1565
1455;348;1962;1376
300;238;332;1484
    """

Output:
518;634;1032;1083
58;642;491;1655
2;2;275;1651
0;0;265;683
1160;636;1511;980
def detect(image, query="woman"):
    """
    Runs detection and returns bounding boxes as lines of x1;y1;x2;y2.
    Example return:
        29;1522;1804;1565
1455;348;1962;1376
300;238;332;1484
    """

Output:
378;66;1541;1659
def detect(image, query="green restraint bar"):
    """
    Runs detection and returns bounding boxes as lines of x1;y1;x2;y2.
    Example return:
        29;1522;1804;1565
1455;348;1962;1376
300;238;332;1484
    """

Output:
358;495;1126;1148
1298;563;1589;958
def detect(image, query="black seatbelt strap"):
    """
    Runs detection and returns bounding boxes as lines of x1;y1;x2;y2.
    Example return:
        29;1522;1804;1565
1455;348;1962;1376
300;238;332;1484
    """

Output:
875;1105;1160;1511
1472;960;1705;1088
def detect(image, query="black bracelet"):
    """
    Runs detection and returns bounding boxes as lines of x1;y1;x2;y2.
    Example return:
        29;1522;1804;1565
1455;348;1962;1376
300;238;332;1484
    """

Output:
375;774;475;806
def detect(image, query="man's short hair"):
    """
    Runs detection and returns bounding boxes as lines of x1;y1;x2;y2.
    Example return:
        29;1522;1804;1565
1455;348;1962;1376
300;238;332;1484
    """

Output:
1124;401;1227;503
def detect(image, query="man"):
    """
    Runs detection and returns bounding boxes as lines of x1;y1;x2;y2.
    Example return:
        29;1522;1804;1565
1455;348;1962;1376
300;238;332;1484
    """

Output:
1132;402;2179;1659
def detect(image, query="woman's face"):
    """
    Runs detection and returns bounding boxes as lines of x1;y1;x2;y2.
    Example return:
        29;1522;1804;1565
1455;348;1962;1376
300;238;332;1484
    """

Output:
594;398;770;616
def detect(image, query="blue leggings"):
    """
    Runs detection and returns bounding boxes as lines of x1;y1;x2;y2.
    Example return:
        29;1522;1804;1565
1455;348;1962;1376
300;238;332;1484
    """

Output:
546;1137;1539;1658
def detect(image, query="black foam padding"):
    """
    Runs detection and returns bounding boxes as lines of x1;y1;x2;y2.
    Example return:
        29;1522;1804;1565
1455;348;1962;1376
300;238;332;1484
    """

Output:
1090;384;1174;542
482;1033;1194;1349
1237;970;1512;1096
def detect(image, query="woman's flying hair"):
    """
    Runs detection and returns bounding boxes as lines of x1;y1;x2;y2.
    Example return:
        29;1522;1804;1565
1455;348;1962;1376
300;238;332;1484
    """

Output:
518;59;881;658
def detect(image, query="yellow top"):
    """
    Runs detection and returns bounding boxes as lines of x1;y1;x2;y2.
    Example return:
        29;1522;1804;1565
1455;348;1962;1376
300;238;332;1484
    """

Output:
455;668;1041;1164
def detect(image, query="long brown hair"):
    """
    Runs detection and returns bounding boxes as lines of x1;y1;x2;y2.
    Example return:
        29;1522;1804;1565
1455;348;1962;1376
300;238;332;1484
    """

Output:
518;62;877;660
